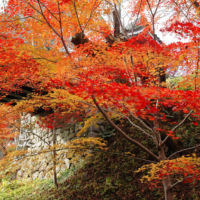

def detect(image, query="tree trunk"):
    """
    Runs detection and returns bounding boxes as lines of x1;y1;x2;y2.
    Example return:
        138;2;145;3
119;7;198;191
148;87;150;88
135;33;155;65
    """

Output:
52;127;58;188
162;176;173;200
113;7;120;37
159;147;173;200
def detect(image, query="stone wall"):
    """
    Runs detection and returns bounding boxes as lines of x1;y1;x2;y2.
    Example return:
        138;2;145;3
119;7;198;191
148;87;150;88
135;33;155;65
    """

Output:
16;151;70;180
14;113;110;180
15;113;78;180
17;114;77;150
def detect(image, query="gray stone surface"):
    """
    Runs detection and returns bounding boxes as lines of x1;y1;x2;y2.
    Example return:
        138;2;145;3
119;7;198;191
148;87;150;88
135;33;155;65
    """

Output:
15;114;73;180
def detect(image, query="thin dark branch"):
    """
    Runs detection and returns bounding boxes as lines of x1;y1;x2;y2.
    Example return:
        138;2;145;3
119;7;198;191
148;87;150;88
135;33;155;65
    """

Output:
153;0;161;16
12;147;155;164
23;0;43;16
146;0;161;17
194;42;200;90
83;0;102;31
146;0;154;16
172;0;190;21
124;115;154;139
33;57;57;63
168;144;200;159
104;0;112;6
77;99;153;140
170;175;193;190
172;110;193;132
130;55;138;85
52;126;58;188
124;105;154;133
30;131;51;146
185;2;193;18
132;0;143;30
57;1;71;56
28;16;45;23
161;110;193;146
36;0;61;37
73;0;83;32
118;104;154;139
0;16;43;23
92;95;160;161
36;0;70;56
39;1;59;22
58;1;64;38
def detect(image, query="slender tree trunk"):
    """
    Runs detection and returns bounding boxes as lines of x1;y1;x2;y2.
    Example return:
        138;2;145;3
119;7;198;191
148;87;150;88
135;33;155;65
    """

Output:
159;147;173;200
52;127;58;188
154;97;172;200
113;6;120;37
162;176;173;200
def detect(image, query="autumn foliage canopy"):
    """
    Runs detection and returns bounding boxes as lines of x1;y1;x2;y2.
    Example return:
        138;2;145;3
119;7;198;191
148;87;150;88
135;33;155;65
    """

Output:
0;0;200;199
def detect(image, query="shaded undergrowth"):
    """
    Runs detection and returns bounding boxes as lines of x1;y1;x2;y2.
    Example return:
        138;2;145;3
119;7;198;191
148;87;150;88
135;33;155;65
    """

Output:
1;121;200;200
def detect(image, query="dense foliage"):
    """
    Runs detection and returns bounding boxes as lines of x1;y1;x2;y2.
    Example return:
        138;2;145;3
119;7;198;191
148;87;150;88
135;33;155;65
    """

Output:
0;0;200;199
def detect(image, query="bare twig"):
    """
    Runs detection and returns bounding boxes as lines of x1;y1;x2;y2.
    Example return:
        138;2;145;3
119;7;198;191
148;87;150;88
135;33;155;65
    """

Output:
172;110;193;132
119;103;154;134
170;175;193;190
128;108;154;133
30;131;51;146
161;110;193;146
168;144;200;159
124;115;154;139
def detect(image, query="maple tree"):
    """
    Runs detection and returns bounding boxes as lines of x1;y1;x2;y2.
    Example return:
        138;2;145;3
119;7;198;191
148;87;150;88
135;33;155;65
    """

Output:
0;0;200;199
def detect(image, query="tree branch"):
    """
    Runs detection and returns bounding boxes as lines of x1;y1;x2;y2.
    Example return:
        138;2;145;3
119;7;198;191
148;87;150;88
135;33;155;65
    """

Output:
168;144;200;159
161;110;193;146
83;0;101;31
124;115;155;139
40;1;59;22
172;110;193;132
73;0;83;32
57;1;71;56
36;0;71;56
32;57;57;63
36;0;61;38
92;96;160;161
170;175;193;190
